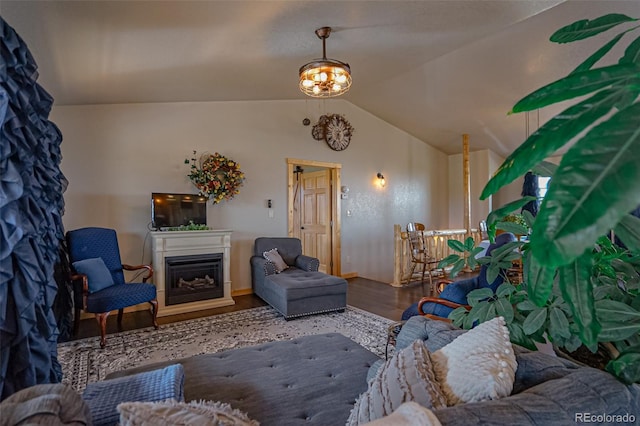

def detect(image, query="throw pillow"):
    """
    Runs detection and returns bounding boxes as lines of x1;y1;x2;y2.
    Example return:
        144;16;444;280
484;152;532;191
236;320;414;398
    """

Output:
362;402;442;426
72;257;114;293
263;248;288;273
347;340;447;425
82;364;185;426
117;399;259;426
431;316;517;405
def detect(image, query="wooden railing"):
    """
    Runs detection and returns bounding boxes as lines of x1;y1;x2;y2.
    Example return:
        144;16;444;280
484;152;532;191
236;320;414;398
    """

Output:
392;225;483;287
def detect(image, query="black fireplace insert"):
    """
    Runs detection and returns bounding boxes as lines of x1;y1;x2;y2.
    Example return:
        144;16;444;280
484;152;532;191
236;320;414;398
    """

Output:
165;253;223;305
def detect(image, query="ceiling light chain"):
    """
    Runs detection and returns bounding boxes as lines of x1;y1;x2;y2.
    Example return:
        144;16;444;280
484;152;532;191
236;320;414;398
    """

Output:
299;27;352;98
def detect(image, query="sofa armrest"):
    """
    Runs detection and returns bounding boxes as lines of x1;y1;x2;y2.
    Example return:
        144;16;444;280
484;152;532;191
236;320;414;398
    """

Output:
250;256;277;276
395;316;464;352
295;255;320;272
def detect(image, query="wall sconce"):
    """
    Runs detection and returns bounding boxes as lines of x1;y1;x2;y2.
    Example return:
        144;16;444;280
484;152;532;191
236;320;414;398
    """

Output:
377;173;386;187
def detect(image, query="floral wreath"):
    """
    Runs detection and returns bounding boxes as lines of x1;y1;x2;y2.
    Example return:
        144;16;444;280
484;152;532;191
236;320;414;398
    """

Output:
186;151;245;204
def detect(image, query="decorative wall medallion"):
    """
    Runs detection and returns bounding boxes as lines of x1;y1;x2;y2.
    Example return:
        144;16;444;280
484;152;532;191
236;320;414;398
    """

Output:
311;115;330;140
324;114;354;151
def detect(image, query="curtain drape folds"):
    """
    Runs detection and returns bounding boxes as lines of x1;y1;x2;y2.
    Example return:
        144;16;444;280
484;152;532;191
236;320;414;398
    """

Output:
1;17;68;400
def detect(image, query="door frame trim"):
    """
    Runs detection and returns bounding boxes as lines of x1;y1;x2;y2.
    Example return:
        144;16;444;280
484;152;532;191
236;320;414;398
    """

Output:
286;158;341;276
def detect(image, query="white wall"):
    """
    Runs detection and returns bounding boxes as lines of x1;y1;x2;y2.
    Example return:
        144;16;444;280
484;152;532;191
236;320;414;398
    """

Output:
448;149;494;229
53;99;449;289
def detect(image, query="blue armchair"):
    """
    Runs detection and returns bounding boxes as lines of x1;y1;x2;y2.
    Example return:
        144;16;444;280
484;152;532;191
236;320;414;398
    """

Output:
401;232;517;321
66;227;158;348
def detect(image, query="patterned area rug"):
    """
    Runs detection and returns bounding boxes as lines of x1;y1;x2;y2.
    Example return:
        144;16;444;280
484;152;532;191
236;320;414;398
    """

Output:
57;305;393;393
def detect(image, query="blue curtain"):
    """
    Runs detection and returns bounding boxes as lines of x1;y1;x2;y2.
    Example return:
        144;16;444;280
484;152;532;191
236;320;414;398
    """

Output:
521;171;539;217
1;17;67;399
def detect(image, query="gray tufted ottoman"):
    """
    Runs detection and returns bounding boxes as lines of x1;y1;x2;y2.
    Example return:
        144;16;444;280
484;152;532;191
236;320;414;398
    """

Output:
261;269;347;319
108;333;380;425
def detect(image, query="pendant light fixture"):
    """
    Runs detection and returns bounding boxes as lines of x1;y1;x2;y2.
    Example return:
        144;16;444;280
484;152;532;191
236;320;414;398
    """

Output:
299;27;352;98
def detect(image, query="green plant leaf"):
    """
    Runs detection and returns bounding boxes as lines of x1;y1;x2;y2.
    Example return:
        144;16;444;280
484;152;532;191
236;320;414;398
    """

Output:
449;307;468;327
615;213;640;252
495;297;514;323
438;254;461;269
620;34;640;65
550;14;637;43
521;210;536;229
449;258;466;277
481;88;625;199
517;299;539;312
447;239;466;253
511;64;639;113
526;253;556;306
531;160;558;177
486;197;537;225
468;302;492;325
596;299;640;341
496;221;529;235
559;253;600;347
496;283;517;297
549;307;572;339
467;288;494;305
572;31;629;74
606;352;640;384
507;322;537;351
531;102;640;267
523;308;547;335
464;237;475;251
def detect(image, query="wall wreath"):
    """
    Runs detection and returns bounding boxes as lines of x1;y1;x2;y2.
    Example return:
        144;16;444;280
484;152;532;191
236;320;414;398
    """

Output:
186;151;246;204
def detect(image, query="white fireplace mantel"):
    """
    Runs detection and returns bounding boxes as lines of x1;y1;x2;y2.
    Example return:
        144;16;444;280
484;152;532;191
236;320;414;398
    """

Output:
150;230;234;317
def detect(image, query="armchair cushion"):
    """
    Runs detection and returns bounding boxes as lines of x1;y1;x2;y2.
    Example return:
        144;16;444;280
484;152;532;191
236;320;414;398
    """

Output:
263;248;288;273
72;257;114;293
86;283;157;313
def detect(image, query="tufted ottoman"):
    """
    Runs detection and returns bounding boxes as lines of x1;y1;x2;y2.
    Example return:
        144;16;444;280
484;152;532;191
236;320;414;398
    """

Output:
261;268;348;319
107;333;380;426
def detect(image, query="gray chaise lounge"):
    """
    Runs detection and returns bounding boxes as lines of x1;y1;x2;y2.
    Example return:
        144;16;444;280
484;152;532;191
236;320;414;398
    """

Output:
250;237;347;319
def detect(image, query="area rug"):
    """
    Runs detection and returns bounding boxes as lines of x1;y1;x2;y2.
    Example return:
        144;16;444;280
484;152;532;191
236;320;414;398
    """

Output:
57;305;393;393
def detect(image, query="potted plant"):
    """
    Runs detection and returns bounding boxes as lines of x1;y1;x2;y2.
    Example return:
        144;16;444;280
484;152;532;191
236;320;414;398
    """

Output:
447;13;640;383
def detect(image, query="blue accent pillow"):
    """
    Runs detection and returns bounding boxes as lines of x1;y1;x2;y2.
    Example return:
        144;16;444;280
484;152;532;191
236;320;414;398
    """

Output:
82;364;185;426
72;257;114;293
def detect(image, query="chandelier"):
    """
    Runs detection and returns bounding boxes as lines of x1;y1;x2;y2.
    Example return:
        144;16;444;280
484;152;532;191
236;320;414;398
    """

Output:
299;27;352;98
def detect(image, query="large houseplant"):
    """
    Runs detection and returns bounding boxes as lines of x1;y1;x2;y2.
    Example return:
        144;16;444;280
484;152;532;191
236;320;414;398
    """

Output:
449;13;640;383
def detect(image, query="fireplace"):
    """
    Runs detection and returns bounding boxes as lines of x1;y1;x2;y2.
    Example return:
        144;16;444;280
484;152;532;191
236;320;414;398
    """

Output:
150;230;234;317
165;253;223;305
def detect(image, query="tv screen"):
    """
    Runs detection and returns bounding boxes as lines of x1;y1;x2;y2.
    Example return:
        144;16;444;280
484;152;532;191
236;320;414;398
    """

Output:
152;193;207;229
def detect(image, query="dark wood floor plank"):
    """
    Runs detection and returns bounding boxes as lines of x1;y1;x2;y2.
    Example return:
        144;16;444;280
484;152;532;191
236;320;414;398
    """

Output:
69;275;476;341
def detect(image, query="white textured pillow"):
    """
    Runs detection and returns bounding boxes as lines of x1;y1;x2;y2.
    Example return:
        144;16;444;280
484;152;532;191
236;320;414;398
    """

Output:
263;248;288;273
347;340;447;425
431;316;517;405
117;399;258;426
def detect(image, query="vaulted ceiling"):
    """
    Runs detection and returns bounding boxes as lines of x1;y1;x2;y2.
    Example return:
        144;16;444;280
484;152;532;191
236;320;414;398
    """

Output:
3;1;637;156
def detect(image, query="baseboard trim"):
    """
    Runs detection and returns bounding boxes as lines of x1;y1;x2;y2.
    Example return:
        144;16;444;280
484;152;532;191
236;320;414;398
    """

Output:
341;272;358;279
232;288;254;296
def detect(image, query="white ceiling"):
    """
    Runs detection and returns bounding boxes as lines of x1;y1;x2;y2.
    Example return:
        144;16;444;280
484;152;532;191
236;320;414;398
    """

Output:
3;1;638;156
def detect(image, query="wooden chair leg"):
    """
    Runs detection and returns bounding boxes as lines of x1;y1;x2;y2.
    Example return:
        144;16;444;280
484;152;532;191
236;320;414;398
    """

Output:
73;307;81;336
406;263;417;286
95;312;110;349
149;299;159;329
117;309;124;329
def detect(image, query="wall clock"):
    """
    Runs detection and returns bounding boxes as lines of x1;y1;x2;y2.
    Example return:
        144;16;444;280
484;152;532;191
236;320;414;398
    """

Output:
324;114;354;151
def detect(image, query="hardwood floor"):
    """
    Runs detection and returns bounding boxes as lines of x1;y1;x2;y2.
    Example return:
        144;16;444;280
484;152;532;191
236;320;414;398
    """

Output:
69;275;476;341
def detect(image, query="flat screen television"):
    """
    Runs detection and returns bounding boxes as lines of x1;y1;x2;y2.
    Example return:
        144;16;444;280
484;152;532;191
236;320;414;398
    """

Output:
151;193;207;230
